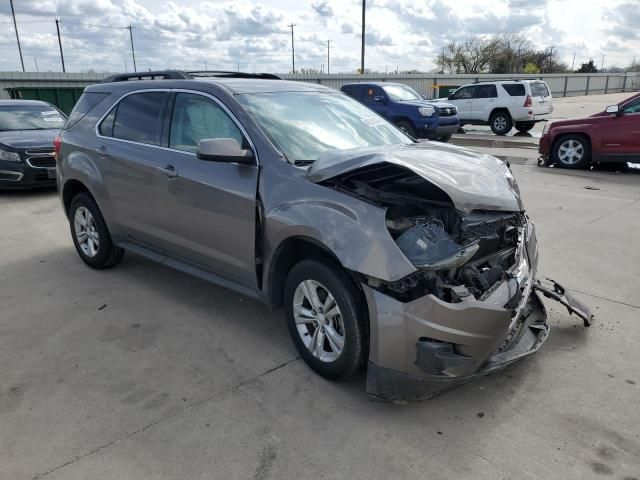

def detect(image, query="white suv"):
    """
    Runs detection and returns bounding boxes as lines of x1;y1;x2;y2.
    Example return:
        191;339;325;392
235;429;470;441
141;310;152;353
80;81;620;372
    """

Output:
441;80;553;135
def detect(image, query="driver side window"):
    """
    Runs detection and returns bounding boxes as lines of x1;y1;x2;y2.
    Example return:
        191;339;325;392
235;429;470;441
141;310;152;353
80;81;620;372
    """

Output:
622;99;640;114
451;87;474;100
169;93;243;153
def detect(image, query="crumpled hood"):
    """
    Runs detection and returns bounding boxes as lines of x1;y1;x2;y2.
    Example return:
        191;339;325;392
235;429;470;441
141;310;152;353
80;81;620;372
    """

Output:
0;129;59;150
307;142;523;214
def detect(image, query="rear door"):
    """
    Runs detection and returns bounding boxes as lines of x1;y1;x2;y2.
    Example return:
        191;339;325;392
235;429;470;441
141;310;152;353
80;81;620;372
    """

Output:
154;90;259;289
96;90;170;250
471;84;498;121
447;86;475;120
529;81;553;116
599;97;640;161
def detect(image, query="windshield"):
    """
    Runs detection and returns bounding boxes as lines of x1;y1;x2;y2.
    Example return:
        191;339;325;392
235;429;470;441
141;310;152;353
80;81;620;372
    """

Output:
237;91;412;163
382;85;422;101
0;105;66;131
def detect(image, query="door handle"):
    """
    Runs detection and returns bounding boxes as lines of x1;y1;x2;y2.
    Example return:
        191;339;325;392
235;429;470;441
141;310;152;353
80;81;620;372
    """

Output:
158;165;178;178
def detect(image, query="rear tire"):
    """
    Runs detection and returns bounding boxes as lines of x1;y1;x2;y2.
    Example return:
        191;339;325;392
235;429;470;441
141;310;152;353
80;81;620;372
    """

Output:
69;193;124;269
515;121;535;133
489;111;513;135
283;259;368;381
552;134;591;169
395;120;417;138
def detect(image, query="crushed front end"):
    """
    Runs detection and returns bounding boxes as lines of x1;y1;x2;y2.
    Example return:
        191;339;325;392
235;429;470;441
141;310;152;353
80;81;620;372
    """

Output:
317;158;592;401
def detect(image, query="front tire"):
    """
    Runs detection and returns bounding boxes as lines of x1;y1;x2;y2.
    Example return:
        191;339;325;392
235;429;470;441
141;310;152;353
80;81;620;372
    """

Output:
490;111;513;135
284;259;368;380
436;133;453;142
69;193;124;269
395;120;417;138
552;134;591;169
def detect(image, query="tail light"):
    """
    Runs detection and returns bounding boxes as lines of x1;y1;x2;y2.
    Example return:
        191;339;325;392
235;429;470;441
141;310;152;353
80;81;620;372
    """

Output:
524;95;532;107
53;135;62;161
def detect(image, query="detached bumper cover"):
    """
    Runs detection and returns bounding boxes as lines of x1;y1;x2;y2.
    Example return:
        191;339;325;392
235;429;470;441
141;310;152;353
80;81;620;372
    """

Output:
364;222;592;401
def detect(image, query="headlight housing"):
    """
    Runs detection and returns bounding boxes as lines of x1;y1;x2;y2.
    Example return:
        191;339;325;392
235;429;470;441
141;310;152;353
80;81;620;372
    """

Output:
0;149;21;162
418;106;435;117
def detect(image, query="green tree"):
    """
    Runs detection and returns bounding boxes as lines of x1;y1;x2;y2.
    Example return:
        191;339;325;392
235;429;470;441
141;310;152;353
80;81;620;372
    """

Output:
523;62;540;74
577;60;598;73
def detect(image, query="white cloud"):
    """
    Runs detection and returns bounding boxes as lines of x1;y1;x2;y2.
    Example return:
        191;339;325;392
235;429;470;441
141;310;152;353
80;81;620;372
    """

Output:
0;0;637;73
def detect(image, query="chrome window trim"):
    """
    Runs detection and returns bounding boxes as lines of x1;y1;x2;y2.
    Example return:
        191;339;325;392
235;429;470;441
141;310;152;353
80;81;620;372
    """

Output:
0;170;24;182
94;88;259;166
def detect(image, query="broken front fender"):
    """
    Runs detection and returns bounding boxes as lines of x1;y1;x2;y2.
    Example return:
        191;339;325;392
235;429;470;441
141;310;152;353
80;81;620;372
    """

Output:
534;278;593;327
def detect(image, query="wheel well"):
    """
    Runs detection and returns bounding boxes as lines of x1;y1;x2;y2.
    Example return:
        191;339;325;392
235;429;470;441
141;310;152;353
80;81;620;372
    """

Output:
62;179;92;215
267;237;345;309
489;108;511;120
392;116;414;127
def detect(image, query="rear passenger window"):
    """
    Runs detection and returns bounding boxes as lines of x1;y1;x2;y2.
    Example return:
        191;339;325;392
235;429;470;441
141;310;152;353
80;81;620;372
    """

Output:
99;108;116;137
502;84;526;96
475;85;497;98
530;82;550;97
111;92;168;146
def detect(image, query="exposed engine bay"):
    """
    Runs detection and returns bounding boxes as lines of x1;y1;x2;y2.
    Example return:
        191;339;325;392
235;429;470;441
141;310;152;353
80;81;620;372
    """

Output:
321;163;527;303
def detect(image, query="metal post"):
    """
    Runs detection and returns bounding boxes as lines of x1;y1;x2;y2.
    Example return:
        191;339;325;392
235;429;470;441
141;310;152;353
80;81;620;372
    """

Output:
9;0;25;72
605;75;609;94
55;19;66;73
287;24;296;74
563;76;568;97
585;75;590;96
326;40;331;75
622;74;627;93
127;25;137;72
360;0;365;74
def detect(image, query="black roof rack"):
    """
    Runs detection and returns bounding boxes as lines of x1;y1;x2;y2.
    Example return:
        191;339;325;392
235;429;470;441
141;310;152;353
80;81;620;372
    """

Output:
188;71;281;80
101;70;282;83
101;70;191;83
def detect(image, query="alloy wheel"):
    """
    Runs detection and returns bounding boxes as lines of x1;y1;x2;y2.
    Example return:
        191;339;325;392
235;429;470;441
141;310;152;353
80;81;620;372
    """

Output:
292;279;345;363
558;139;584;165
74;206;99;257
493;116;507;131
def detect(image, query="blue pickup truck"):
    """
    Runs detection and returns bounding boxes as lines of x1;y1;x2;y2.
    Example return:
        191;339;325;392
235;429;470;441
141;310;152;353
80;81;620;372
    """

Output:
340;82;460;142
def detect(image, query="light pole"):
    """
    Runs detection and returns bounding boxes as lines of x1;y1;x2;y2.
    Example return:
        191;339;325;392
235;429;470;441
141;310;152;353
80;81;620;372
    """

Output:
360;0;366;74
288;24;296;73
9;0;25;72
55;18;66;72
326;40;332;74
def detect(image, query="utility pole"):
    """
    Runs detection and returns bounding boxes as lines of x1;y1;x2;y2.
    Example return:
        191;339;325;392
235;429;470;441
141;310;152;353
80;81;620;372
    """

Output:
288;24;296;74
601;55;606;72
127;25;137;72
571;52;576;72
33;57;39;72
326;40;332;75
360;0;366;74
547;46;554;73
9;0;25;72
55;18;66;72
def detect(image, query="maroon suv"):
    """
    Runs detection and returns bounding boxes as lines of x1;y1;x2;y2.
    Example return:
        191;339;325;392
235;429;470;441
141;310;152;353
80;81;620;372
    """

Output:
539;92;640;169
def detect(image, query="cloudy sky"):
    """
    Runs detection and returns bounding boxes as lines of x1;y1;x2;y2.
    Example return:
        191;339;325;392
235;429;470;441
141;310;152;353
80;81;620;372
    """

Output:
0;0;638;73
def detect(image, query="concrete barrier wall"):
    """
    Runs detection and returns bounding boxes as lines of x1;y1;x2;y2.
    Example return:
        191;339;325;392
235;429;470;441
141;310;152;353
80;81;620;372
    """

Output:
1;70;638;100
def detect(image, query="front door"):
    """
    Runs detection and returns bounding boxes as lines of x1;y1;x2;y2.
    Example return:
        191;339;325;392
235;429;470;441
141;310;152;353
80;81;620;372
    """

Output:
600;97;640;161
96;90;170;250
447;86;474;120
364;86;388;117
155;91;259;289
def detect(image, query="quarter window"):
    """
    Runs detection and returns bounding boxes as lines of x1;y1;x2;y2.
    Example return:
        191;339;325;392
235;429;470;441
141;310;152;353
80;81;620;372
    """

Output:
502;84;526;96
169;93;243;153
107;92;168;145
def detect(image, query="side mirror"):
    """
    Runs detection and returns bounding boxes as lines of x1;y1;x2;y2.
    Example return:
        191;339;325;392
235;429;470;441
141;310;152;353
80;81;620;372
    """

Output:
447;95;453;100
373;95;385;103
196;138;253;164
605;105;622;115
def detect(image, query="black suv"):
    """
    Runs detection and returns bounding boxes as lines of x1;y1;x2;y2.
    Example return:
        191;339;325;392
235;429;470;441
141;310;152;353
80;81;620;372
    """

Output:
0;99;66;189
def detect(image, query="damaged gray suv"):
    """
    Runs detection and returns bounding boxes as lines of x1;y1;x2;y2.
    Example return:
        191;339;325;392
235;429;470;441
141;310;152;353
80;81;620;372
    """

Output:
57;71;592;401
